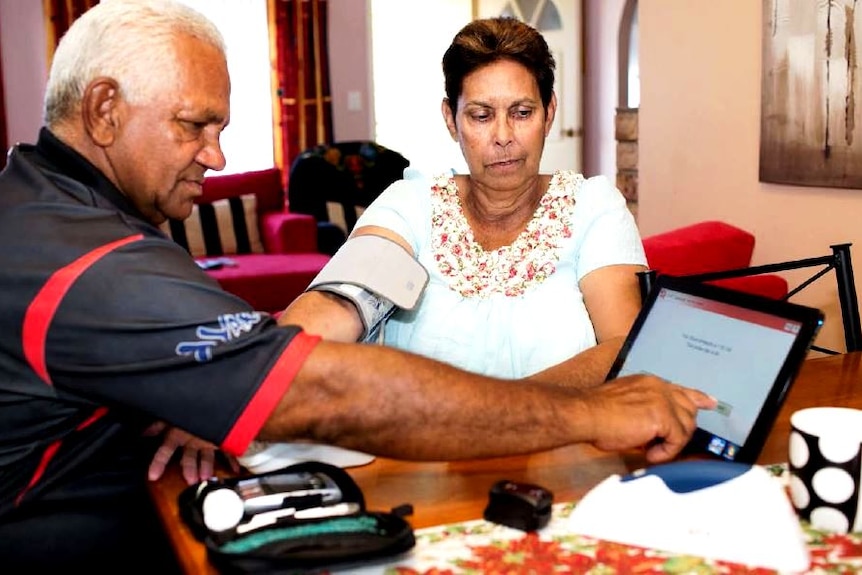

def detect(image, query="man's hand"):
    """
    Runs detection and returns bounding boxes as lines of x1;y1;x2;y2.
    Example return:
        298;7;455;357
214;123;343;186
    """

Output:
145;423;238;484
583;374;717;463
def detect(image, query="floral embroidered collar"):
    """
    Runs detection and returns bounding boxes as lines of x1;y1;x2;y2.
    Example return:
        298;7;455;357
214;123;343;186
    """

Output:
430;171;580;298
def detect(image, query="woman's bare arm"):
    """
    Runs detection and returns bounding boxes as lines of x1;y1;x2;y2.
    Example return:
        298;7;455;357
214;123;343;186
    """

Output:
526;263;645;388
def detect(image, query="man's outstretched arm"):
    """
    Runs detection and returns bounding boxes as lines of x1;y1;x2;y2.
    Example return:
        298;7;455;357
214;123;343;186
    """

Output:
148;334;715;482
261;340;716;464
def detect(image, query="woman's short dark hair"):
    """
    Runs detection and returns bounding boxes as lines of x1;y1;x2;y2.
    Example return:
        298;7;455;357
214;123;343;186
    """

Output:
442;17;556;117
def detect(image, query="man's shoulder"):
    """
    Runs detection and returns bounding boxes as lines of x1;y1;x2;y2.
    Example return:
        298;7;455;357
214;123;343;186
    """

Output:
1;145;96;212
0;148;178;276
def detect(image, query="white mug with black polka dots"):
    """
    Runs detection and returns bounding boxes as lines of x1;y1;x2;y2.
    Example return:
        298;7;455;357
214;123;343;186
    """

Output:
788;407;862;533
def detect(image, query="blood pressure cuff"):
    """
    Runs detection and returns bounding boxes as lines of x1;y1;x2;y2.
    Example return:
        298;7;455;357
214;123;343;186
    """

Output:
306;235;429;341
179;461;415;573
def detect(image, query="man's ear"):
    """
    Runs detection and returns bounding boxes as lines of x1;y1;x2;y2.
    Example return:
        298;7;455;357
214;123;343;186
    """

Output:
82;77;122;147
441;98;458;141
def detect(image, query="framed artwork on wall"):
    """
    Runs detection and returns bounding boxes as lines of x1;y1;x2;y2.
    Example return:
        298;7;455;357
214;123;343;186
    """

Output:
760;0;862;189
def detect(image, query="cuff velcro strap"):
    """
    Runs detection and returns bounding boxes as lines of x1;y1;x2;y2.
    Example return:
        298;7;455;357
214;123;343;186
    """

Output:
314;282;395;341
307;235;429;340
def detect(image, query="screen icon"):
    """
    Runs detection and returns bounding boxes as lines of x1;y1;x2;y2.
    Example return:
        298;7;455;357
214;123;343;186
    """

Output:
707;436;727;456
723;442;739;460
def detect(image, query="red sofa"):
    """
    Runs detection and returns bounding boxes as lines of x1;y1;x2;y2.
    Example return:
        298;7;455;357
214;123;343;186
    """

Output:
641;221;789;299
163;167;330;313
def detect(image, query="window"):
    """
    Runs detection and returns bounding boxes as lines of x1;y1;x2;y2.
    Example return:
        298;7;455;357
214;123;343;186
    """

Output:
370;0;472;175
619;0;639;108
175;0;275;175
625;5;639;108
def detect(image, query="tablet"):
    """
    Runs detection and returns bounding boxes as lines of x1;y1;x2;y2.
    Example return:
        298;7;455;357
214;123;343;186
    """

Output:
606;275;824;463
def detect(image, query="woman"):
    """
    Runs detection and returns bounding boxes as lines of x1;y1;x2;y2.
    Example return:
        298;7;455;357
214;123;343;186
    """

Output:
283;17;646;385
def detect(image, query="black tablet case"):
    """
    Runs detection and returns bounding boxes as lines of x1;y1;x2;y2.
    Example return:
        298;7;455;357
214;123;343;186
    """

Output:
606;275;823;463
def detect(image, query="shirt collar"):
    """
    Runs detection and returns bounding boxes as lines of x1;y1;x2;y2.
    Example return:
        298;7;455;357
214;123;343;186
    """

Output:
35;127;146;220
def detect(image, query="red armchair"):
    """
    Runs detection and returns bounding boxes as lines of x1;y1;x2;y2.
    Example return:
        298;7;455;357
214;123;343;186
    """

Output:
162;167;330;313
641;221;789;299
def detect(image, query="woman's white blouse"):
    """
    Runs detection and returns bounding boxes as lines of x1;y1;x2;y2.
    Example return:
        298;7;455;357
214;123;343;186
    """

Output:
353;170;646;378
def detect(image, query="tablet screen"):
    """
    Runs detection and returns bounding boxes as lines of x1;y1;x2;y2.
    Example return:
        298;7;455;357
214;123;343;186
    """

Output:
607;276;823;463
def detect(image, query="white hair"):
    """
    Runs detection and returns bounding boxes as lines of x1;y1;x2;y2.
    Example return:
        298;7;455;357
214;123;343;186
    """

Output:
44;0;226;126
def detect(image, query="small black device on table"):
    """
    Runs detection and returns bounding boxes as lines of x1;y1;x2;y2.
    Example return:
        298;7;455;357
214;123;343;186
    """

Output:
483;479;553;531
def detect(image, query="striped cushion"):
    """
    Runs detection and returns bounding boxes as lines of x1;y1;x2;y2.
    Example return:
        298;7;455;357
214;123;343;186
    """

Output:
161;193;264;257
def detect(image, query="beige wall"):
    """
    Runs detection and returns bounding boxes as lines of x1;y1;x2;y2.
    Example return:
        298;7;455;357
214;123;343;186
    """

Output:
0;0;47;146
638;0;862;352
328;0;373;141
583;0;626;179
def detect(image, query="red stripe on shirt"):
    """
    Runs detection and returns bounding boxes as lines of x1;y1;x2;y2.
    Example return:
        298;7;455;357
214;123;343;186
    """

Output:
15;407;109;506
22;234;144;385
221;331;321;455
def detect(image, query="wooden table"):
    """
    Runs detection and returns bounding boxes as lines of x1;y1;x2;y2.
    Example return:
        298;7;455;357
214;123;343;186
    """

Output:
148;351;862;574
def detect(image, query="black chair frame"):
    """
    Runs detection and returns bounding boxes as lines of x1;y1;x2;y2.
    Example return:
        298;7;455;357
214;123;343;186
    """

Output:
638;243;862;355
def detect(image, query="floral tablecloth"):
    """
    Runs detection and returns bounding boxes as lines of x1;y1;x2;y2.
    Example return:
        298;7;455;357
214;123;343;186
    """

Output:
335;465;862;575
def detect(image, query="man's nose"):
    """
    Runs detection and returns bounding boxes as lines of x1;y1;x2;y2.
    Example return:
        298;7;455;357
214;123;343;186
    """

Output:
197;134;226;171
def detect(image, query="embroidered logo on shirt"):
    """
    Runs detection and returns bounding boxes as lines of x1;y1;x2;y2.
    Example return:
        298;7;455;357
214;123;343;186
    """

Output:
175;312;262;362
